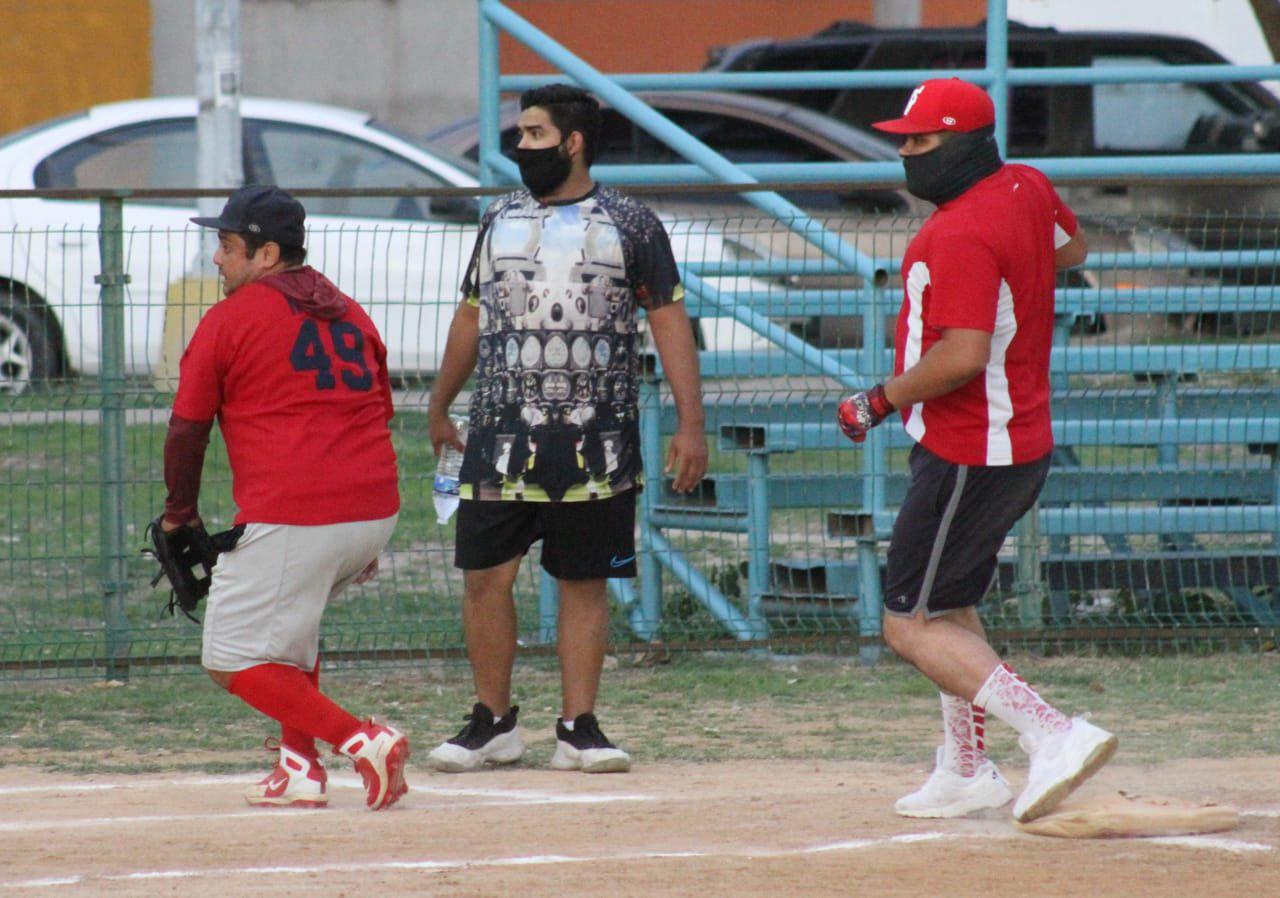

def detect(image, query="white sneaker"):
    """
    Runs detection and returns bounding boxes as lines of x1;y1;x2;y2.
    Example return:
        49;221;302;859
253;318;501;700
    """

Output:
550;713;631;773
427;703;526;773
1013;717;1118;823
244;744;328;808
894;747;1013;818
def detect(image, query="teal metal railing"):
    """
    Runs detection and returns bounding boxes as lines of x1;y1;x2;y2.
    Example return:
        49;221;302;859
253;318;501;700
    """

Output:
0;200;1277;676
475;0;1280;646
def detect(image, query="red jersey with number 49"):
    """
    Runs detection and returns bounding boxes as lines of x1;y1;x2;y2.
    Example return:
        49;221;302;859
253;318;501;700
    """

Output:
173;270;399;525
894;164;1077;466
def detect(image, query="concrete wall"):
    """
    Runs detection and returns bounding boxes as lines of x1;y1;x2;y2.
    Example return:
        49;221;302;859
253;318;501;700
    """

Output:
151;0;480;135
149;0;987;137
147;0;1276;139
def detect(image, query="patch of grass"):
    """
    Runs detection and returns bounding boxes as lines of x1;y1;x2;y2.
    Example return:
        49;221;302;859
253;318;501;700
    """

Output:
1;653;1276;774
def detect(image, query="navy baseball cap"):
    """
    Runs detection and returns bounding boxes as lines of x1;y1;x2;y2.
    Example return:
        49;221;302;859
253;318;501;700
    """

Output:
190;185;306;246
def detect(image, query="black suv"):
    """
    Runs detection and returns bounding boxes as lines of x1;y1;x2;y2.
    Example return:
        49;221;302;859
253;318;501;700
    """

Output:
704;20;1280;160
707;20;1280;322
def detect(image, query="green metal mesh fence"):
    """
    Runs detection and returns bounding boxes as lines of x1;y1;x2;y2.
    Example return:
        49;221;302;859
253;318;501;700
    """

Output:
1;195;1277;678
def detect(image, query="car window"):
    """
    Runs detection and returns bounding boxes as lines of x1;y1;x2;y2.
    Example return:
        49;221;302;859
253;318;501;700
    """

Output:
674;109;838;165
483;108;903;212
367;120;482;179
955;49;1051;155
596;108;834;167
1092;55;1231;152
593;108;902;212
823;39;974;131
33;118;198;206
250;121;448;219
729;44;865;112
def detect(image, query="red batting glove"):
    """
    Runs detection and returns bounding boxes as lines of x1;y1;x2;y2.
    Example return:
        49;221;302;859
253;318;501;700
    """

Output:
837;384;895;443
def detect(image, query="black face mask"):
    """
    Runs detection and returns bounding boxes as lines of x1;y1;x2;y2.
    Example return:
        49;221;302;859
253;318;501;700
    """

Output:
902;127;1003;206
515;143;573;197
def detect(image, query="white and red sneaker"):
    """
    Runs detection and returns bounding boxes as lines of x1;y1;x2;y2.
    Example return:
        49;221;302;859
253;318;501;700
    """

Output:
244;744;328;808
338;721;410;810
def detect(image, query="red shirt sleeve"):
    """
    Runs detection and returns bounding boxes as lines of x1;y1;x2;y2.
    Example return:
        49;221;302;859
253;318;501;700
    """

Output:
165;307;223;524
923;230;1003;333
172;306;225;422
163;414;214;524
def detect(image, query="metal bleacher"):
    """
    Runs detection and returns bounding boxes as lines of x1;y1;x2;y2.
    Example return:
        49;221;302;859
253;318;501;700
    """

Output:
476;0;1280;649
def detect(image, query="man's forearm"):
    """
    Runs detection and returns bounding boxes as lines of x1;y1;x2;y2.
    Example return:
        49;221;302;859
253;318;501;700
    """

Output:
1055;230;1088;270
883;329;991;410
429;303;480;417
648;306;705;429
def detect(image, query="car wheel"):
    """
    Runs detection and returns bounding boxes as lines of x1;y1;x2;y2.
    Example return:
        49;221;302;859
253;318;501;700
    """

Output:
0;294;61;395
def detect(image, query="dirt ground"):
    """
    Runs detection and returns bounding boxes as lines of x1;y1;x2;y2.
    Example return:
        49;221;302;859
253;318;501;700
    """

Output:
1;755;1276;897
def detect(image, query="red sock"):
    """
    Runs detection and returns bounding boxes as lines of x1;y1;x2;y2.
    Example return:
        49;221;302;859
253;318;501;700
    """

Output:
279;660;321;758
230;662;362;750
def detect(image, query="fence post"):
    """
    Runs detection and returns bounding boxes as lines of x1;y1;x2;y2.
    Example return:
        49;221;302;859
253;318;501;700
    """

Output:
96;196;131;679
477;0;501;189
744;449;771;638
985;0;1009;156
638;370;665;637
537;570;558;644
858;278;889;663
1014;507;1046;629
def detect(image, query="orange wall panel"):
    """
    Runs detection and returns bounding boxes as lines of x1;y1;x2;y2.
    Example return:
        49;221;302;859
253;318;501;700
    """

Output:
922;0;993;27
501;0;988;73
0;0;151;135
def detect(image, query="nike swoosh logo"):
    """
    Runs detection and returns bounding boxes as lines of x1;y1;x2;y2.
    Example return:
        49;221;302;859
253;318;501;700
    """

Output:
266;776;288;791
609;555;635;568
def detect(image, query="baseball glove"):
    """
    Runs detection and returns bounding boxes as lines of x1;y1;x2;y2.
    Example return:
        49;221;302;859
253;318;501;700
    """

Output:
143;516;224;622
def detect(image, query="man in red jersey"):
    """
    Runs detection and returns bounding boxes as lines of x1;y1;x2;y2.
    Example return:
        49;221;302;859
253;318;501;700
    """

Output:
161;185;408;810
837;79;1116;823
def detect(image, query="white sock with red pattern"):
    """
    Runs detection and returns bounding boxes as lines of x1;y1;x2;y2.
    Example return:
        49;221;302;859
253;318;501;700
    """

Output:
938;691;982;777
972;662;1071;744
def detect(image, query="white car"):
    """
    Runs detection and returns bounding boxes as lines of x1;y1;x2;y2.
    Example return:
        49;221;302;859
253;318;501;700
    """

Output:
0;96;763;393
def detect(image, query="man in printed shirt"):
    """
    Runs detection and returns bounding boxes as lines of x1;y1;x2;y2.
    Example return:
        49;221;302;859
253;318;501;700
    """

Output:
837;79;1117;823
426;85;707;773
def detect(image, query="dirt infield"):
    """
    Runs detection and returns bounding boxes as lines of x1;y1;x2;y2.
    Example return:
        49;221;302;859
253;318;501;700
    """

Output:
2;755;1276;896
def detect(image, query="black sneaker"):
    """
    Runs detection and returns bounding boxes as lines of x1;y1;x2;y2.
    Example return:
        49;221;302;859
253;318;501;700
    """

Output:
426;702;525;773
550;712;631;773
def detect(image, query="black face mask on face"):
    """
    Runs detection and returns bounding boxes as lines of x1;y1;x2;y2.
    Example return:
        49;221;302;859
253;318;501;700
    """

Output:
901;126;1003;206
515;142;573;197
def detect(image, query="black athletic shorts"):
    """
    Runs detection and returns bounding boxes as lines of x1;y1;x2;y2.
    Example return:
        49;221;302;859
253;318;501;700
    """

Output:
884;443;1051;618
454;489;637;580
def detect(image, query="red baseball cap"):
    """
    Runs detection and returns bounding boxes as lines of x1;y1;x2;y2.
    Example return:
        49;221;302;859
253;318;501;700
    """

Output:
872;78;995;135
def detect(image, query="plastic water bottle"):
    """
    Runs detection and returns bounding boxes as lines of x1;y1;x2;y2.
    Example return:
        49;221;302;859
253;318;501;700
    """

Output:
432;419;467;524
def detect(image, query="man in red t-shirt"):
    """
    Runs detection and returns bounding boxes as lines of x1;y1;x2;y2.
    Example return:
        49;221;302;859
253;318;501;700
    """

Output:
837;79;1116;823
162;185;408;810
